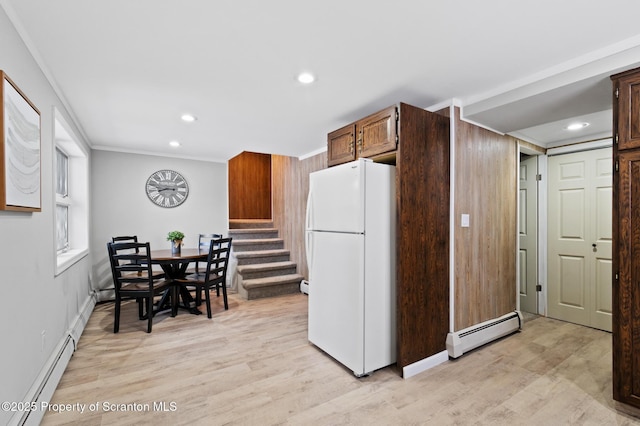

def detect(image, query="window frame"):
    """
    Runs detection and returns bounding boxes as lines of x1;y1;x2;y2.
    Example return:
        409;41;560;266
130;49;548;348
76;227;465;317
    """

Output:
54;109;89;275
55;147;70;253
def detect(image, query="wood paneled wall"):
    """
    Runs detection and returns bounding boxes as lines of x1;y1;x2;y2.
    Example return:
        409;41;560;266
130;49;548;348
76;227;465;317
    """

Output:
453;107;518;330
272;153;326;278
228;151;272;219
396;104;451;369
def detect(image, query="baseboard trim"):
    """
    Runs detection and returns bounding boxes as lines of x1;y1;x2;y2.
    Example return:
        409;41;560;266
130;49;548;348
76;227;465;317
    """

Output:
402;350;449;379
69;293;97;347
13;293;96;426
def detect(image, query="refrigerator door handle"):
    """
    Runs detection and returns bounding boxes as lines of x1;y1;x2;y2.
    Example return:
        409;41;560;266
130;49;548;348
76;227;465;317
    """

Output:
305;190;314;276
305;189;313;230
305;231;313;273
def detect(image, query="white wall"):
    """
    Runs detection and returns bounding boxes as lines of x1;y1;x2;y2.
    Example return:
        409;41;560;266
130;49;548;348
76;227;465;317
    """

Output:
0;7;229;422
0;7;93;425
91;150;228;297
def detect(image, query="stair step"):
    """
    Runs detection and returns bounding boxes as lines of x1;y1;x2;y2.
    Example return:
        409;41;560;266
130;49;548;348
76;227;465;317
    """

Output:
237;261;297;280
228;228;279;240
232;238;284;252
240;274;304;300
227;220;302;301
229;219;274;229
234;249;291;265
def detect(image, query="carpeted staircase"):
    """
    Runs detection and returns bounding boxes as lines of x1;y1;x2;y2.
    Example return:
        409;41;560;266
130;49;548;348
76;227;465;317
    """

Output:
229;220;304;300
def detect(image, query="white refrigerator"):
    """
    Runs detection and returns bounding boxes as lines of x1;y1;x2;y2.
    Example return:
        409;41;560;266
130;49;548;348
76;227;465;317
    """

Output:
306;158;396;376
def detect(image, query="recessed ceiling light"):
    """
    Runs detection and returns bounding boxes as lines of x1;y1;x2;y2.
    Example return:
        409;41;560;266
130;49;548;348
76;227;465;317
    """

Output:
181;114;197;122
297;72;315;84
565;122;590;131
169;140;181;147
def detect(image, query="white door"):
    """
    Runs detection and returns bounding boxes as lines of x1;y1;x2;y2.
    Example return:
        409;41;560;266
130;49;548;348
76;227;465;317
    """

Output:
519;155;538;313
547;147;612;331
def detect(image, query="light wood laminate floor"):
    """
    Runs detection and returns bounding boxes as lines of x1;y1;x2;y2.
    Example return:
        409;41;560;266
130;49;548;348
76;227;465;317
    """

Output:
42;292;640;425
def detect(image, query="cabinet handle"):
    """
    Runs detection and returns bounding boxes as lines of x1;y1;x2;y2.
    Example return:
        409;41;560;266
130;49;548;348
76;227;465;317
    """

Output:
357;131;363;154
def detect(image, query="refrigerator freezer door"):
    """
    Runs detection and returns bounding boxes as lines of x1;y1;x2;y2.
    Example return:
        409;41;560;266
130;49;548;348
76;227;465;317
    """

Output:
308;231;365;375
307;160;364;233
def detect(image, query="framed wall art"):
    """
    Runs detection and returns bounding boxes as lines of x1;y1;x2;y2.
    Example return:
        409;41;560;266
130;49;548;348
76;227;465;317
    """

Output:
0;70;41;212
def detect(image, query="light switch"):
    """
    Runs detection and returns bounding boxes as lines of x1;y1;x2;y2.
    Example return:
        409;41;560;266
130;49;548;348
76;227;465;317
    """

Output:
461;214;470;227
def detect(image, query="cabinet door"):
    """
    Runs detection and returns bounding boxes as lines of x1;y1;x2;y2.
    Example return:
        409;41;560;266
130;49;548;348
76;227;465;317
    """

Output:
614;149;640;407
328;124;356;167
357;106;398;159
616;73;640;150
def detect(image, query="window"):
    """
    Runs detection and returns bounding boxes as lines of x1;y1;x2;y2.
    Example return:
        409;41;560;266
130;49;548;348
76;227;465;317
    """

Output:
54;109;89;274
55;148;69;253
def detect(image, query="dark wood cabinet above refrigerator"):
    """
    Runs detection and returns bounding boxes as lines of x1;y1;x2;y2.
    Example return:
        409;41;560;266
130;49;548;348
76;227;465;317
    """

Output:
327;105;398;167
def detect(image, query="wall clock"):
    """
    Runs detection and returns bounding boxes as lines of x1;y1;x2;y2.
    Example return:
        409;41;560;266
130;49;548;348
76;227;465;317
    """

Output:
145;169;189;208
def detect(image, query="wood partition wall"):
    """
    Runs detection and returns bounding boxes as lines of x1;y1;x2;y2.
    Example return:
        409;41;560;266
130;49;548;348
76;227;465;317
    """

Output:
228;151;272;219
453;107;518;330
271;153;326;279
395;105;451;370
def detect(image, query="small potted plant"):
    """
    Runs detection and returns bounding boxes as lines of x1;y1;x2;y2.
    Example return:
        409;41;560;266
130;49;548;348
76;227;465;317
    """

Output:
167;230;185;255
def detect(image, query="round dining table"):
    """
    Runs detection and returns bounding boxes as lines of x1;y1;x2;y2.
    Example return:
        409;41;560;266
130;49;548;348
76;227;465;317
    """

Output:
150;248;208;315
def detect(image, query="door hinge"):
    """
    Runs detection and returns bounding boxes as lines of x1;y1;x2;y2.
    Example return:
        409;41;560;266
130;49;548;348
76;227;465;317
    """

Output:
615;87;619;99
615;160;619;172
535;174;542;181
536;284;542;292
615;272;619;281
615;133;619;144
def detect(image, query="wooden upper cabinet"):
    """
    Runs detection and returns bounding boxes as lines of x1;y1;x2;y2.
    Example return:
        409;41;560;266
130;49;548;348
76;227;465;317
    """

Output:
328;105;398;167
327;124;356;167
614;70;640;150
357;106;398;159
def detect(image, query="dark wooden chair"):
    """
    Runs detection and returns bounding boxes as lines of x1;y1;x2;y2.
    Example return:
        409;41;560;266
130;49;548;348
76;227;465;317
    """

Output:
111;235;165;279
107;241;173;333
188;233;223;274
186;233;223;304
177;237;232;318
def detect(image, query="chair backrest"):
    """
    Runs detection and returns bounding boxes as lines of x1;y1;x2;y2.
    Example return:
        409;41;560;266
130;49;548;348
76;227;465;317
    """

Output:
203;237;232;283
107;241;155;290
112;235;139;243
111;235;143;264
198;233;223;251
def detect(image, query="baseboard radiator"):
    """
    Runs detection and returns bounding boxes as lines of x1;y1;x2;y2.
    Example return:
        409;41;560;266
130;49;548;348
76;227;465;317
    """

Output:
12;293;96;426
299;279;309;295
446;311;522;358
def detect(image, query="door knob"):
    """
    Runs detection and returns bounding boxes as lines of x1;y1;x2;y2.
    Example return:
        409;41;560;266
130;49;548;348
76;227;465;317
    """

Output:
592;243;597;252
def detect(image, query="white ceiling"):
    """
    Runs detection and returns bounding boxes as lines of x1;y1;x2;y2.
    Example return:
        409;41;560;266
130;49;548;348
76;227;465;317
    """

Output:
3;0;640;162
